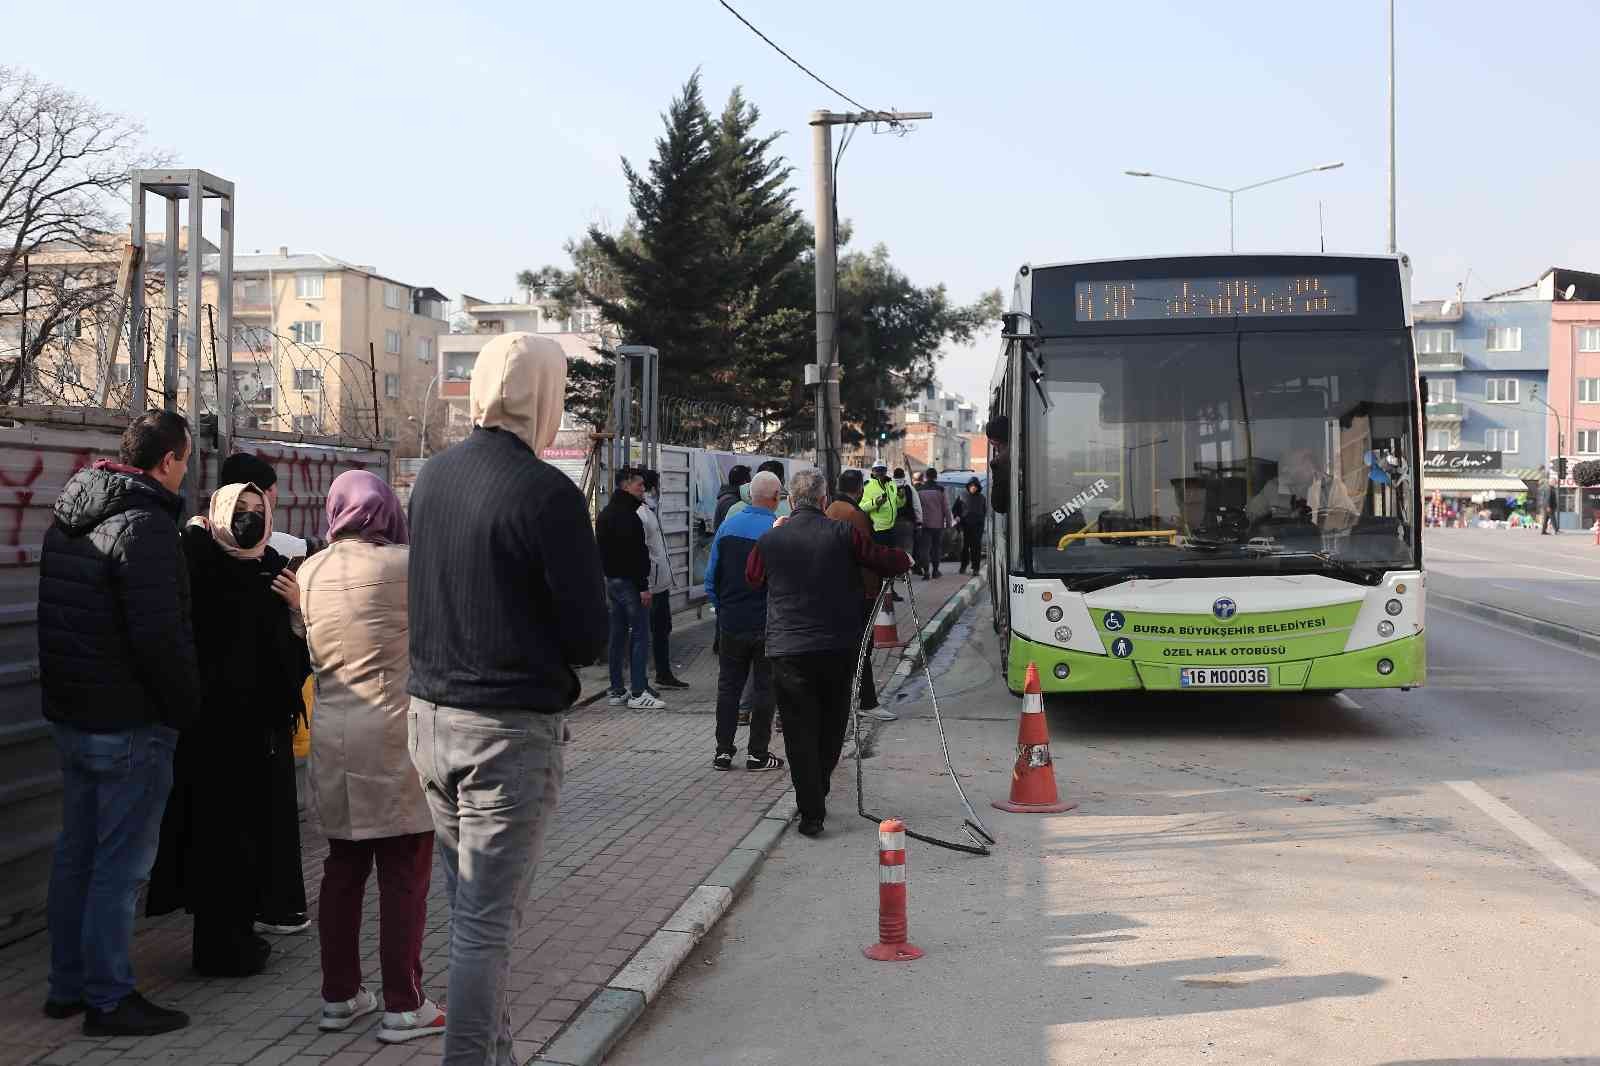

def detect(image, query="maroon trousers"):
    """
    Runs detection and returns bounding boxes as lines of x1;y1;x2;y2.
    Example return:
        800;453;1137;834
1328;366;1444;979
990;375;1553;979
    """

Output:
318;832;434;1012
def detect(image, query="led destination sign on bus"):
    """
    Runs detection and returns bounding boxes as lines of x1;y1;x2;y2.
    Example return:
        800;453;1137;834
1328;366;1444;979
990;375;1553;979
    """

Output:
1074;275;1358;321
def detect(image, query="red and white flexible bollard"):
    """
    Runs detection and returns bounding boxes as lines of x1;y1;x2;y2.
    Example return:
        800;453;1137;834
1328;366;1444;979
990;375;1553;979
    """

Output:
864;818;923;962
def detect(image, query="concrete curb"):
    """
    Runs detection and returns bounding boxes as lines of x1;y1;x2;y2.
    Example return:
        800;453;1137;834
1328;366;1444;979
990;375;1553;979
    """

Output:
531;789;798;1066
1430;590;1600;656
889;574;986;686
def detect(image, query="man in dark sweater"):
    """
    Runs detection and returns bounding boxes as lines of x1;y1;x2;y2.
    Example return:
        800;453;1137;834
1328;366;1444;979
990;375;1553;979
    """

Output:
407;332;607;1065
38;410;199;1037
746;468;912;837
595;468;664;710
714;464;751;530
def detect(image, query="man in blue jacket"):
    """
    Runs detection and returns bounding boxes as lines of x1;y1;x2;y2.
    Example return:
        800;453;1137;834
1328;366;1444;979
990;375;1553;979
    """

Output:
704;471;786;772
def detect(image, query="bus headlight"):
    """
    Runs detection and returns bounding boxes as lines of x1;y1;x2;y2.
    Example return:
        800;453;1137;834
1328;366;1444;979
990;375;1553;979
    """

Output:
1377;619;1395;638
1053;663;1070;679
1377;658;1394;675
1054;625;1072;643
1384;598;1403;616
1045;605;1064;622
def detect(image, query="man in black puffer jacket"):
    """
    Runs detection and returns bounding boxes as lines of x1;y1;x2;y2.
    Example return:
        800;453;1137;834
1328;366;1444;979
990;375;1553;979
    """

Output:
36;410;201;1038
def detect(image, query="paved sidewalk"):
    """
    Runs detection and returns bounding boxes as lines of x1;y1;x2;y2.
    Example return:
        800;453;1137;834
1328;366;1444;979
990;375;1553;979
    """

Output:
3;573;973;1066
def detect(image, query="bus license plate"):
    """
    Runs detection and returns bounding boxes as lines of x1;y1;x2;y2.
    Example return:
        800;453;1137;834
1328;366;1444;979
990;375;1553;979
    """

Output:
1180;667;1270;688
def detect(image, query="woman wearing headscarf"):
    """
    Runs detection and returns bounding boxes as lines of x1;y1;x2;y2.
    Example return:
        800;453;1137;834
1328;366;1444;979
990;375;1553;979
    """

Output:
298;471;444;1044
147;482;310;976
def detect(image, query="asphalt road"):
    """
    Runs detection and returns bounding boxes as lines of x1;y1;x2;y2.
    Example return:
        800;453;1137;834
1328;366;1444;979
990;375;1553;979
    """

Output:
610;600;1600;1065
1426;527;1600;635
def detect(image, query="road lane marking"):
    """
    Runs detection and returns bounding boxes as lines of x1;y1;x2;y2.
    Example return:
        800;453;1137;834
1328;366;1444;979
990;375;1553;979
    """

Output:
1446;780;1600;899
1427;545;1600;582
1492;583;1521;591
1333;694;1362;711
1549;595;1587;606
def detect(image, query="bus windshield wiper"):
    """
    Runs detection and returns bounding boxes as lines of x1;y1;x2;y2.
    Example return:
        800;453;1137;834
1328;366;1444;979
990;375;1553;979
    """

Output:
1063;570;1149;592
1275;551;1380;585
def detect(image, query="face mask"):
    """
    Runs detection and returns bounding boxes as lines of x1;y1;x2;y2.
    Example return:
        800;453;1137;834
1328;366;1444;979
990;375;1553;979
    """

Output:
231;511;266;550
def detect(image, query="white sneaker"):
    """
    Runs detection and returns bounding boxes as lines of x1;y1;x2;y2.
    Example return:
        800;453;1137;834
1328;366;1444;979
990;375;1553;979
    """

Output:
318;986;379;1031
377;998;446;1044
628;691;666;710
607;691;627;706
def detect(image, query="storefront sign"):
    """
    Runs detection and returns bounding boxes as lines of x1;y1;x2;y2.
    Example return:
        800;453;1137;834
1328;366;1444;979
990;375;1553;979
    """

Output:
1423;450;1501;472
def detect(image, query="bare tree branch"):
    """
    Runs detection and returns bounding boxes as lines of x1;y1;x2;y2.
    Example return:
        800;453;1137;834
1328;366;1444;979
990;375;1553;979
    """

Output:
0;66;167;400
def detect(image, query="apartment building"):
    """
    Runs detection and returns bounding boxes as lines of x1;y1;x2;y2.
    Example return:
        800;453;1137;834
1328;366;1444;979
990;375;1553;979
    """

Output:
894;380;981;473
435;294;611;446
221;248;448;447
4;233;447;447
1414;266;1600;527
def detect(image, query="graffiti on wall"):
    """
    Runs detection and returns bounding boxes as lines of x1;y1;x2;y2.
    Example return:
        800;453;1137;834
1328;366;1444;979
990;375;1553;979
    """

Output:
0;432;389;567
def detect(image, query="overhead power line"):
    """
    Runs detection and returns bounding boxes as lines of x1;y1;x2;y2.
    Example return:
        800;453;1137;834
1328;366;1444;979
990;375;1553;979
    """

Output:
717;0;874;114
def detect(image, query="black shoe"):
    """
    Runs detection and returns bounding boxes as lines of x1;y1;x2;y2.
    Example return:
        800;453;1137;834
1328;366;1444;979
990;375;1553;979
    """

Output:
82;991;189;1037
713;751;734;771
798;818;825;838
654;675;690;690
44;998;85;1019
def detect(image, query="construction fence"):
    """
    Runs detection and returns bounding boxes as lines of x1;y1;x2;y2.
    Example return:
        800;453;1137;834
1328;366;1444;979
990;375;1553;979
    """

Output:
0;403;390;945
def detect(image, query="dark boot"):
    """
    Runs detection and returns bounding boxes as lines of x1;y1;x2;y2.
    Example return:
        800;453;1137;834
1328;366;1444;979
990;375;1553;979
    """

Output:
193;915;272;978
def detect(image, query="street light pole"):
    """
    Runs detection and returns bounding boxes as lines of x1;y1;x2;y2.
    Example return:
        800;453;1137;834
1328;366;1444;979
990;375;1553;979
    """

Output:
1388;0;1398;254
1124;163;1345;252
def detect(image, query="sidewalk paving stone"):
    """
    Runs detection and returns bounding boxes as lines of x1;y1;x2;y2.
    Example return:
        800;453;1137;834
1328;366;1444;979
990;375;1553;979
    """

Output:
2;574;972;1066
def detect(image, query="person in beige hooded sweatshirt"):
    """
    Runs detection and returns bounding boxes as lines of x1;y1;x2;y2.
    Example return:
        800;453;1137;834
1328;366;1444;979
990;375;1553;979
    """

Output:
300;470;443;1044
406;332;608;1066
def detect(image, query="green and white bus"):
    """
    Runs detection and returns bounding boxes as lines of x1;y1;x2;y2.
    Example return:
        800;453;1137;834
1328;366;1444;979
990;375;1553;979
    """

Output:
987;254;1424;696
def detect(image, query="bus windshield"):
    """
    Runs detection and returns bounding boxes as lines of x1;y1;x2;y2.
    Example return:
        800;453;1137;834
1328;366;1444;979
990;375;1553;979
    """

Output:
1023;330;1419;586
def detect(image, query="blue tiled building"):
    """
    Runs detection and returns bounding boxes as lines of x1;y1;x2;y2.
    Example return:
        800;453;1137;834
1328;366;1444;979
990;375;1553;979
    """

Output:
1413;295;1550;508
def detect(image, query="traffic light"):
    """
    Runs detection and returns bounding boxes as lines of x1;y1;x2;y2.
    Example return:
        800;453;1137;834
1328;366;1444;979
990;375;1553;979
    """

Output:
1558;457;1569;480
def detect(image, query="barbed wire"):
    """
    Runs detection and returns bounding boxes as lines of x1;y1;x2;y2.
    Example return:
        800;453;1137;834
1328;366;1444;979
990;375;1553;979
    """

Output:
1;299;389;441
658;393;814;454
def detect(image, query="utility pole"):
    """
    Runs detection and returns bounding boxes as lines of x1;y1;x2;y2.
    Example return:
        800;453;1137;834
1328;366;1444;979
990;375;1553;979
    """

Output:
809;109;931;492
1387;0;1397;254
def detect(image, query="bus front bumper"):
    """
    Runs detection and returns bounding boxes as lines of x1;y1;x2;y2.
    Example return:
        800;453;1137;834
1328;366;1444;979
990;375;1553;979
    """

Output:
1007;632;1426;694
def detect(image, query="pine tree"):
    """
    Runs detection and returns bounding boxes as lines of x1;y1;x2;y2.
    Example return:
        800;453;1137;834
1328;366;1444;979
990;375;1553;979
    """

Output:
583;73;724;398
708;89;812;423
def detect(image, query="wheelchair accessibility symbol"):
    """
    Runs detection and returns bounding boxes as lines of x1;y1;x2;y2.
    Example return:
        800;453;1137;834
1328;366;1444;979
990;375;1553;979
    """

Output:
1111;637;1134;658
1103;610;1126;632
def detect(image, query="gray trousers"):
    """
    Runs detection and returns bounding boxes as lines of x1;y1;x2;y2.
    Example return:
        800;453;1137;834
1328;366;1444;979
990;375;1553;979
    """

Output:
409;700;567;1066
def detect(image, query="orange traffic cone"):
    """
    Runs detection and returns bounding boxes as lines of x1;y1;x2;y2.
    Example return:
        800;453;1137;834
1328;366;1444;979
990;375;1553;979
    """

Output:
873;602;903;649
992;663;1076;814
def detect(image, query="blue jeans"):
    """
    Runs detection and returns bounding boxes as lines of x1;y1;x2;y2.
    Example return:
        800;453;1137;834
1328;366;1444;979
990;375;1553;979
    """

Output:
607;578;651;697
47;722;178;1011
409;701;567;1066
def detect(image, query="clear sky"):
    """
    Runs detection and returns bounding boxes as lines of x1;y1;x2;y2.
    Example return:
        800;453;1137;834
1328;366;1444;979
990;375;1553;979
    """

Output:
11;1;1600;405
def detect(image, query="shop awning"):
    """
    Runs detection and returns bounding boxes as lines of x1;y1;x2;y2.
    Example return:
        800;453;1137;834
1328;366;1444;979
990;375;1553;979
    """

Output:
1423;475;1530;494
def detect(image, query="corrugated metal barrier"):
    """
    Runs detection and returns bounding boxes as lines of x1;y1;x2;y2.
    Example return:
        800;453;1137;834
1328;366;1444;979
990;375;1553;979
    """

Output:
0;405;389;945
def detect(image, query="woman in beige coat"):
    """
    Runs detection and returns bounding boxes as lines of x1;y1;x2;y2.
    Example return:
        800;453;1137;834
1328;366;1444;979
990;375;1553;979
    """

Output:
299;471;444;1045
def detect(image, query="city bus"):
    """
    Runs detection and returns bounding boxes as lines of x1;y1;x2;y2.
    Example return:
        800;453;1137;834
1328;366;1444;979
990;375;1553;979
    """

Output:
987;254;1424;696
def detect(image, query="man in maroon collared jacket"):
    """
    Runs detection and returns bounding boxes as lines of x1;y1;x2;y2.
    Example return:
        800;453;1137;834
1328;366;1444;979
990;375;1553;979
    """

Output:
745;468;911;837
